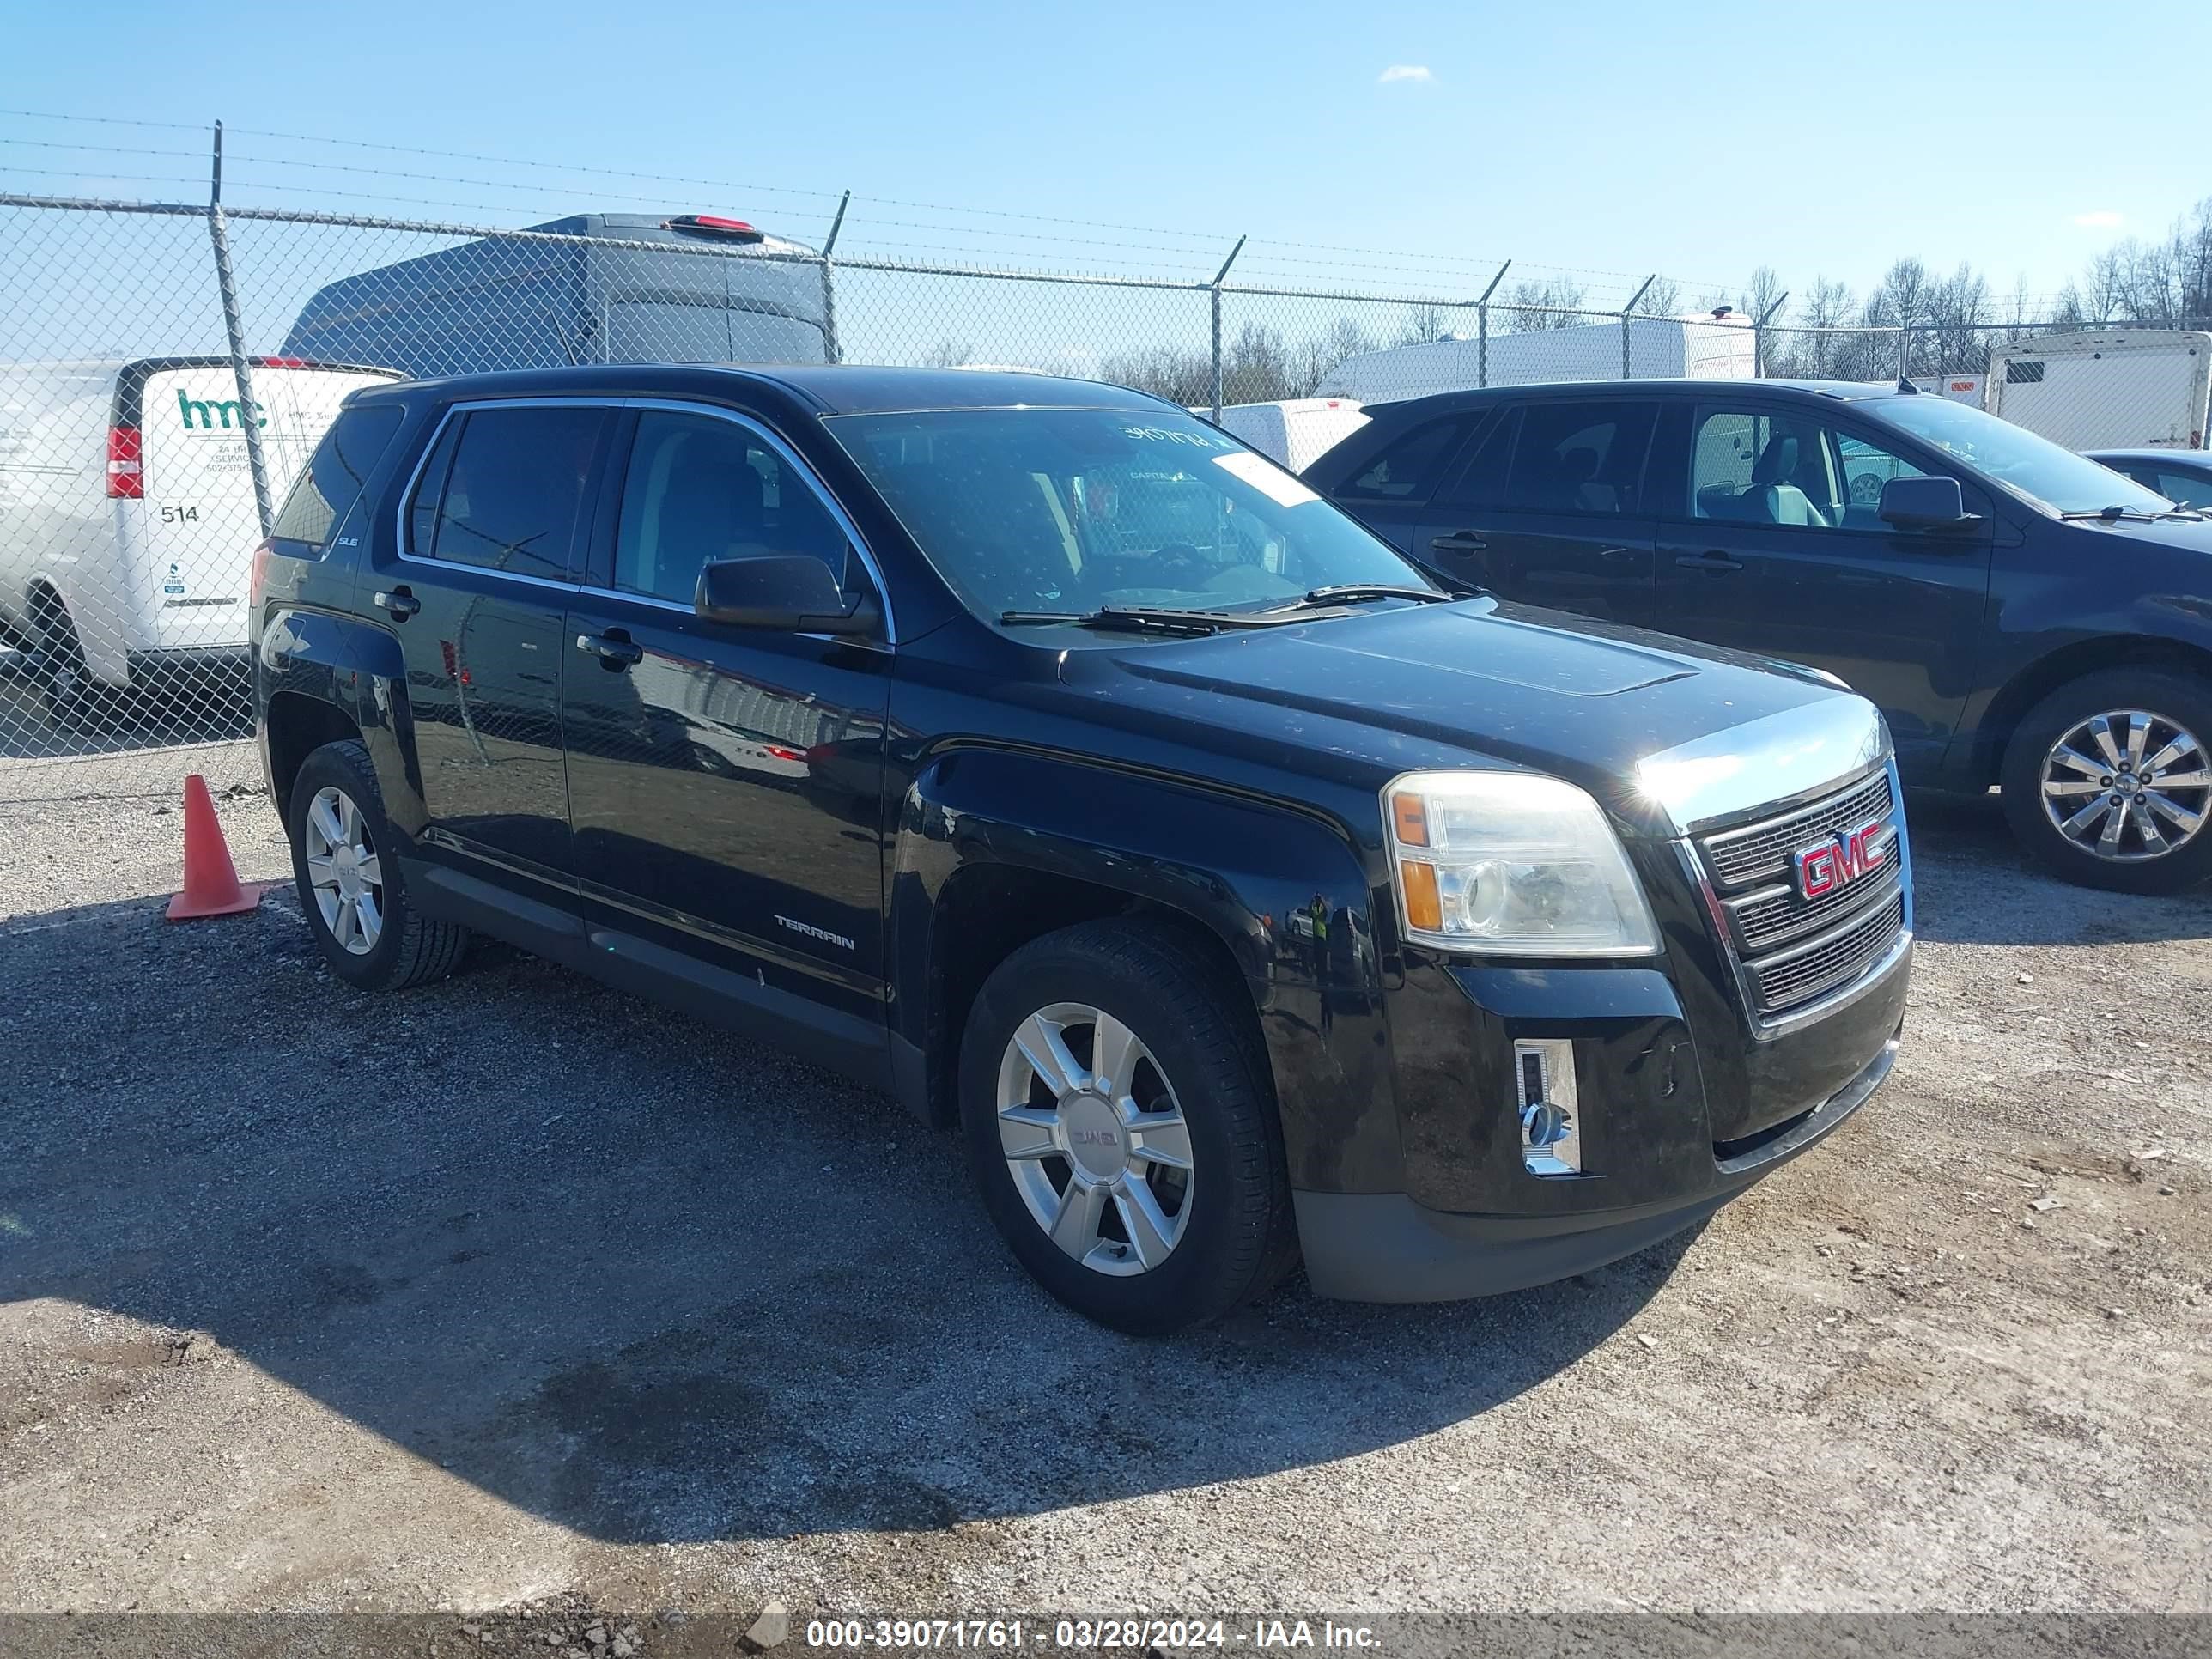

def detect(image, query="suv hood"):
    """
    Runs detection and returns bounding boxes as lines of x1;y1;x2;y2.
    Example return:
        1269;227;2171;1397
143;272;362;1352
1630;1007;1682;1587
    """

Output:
1063;598;1887;839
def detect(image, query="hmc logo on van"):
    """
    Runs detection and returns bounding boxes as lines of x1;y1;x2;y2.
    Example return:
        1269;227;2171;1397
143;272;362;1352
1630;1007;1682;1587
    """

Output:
176;389;267;430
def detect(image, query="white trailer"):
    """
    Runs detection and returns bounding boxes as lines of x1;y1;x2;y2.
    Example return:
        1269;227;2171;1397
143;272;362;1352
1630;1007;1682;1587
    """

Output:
1315;313;1755;403
1209;398;1371;470
1984;330;2210;452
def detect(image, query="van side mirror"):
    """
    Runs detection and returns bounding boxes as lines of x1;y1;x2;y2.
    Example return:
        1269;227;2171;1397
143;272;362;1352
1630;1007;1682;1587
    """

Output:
695;554;878;635
1879;475;1980;533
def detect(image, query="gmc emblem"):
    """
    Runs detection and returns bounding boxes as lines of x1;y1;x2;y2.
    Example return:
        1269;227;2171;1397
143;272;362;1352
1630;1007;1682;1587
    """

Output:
1794;822;1887;900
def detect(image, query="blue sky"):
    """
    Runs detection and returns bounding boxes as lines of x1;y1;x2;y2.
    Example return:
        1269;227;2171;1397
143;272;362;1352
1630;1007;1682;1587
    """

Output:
5;0;2209;311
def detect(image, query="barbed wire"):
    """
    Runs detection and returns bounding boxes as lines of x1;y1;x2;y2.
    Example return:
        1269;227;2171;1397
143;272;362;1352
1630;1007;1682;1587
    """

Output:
0;108;1729;294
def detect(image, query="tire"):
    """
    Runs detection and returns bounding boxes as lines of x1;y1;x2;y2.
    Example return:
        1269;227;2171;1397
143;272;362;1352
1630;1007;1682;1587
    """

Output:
2000;668;2212;895
33;605;114;735
957;918;1296;1335
287;738;471;989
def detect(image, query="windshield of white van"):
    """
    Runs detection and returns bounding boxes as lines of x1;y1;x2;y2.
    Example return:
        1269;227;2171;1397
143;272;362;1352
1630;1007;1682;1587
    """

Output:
1866;396;2174;517
824;407;1436;620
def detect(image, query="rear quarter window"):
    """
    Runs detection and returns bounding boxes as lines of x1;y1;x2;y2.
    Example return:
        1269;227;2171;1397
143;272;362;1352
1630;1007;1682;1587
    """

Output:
1334;418;1467;502
270;404;405;552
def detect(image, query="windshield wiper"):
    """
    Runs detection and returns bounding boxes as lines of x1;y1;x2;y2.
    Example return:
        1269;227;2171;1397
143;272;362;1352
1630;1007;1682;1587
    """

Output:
2058;504;2202;523
999;605;1297;635
1288;583;1453;607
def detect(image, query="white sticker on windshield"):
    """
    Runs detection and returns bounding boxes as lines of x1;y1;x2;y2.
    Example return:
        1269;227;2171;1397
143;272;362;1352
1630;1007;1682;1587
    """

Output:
1212;448;1321;507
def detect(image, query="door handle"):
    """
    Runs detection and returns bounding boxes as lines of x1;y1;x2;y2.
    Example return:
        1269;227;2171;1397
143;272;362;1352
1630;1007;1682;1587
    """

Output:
374;586;420;622
1674;551;1744;573
575;630;643;668
1430;532;1488;555
1598;546;1638;562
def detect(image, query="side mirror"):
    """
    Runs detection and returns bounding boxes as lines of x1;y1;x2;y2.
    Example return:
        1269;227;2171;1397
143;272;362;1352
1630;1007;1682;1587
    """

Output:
1879;475;1980;533
695;554;878;635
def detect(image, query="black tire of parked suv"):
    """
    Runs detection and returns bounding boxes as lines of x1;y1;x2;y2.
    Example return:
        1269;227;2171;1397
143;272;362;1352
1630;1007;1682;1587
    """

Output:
957;918;1297;1335
2000;668;2212;895
287;739;472;989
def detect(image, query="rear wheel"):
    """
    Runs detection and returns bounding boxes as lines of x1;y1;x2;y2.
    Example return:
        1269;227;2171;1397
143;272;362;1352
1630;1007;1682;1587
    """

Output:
32;600;112;734
958;919;1295;1334
287;738;471;989
2000;669;2212;894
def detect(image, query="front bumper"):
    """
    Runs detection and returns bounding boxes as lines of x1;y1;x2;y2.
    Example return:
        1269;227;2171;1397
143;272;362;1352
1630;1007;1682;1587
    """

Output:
1294;1023;1899;1302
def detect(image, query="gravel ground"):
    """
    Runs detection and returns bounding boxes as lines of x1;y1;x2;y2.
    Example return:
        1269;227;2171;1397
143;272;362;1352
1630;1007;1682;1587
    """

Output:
2;765;2208;1624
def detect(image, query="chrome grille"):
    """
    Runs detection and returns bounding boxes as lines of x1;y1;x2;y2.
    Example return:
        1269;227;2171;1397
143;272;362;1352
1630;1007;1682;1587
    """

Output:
1726;827;1901;953
1693;766;1907;1022
1744;892;1908;1013
1702;771;1894;890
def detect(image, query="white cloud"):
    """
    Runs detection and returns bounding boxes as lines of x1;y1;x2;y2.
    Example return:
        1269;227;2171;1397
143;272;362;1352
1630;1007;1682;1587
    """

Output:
2072;210;2124;228
1377;64;1433;84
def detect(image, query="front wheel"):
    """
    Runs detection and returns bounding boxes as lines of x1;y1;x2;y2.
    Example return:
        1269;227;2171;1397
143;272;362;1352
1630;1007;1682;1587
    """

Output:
2000;668;2212;894
957;919;1296;1334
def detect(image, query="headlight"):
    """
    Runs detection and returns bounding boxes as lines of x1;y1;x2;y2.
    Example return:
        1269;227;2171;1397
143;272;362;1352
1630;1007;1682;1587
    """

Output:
1383;771;1660;957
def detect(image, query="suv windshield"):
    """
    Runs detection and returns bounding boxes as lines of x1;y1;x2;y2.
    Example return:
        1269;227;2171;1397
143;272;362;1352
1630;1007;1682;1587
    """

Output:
1864;396;2173;517
824;407;1436;618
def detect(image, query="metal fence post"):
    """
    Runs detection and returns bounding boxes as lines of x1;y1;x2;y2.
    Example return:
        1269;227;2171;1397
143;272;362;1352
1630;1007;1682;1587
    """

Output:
1620;274;1656;379
1752;291;1789;379
206;122;274;540
1474;260;1510;389
1897;326;1914;385
818;190;850;365
1208;234;1246;421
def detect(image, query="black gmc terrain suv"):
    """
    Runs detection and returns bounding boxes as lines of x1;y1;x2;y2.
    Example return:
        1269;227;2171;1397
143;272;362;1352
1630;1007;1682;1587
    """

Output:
252;365;1911;1334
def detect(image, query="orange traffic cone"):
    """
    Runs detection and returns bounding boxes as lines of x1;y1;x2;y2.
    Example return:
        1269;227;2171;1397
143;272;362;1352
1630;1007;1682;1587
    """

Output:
166;774;264;921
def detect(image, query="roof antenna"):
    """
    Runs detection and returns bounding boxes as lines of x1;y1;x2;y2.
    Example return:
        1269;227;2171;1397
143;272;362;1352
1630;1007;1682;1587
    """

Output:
1895;376;1918;393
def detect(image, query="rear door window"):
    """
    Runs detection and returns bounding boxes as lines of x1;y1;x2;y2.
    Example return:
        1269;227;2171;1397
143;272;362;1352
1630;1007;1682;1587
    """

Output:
1499;400;1658;515
270;404;404;553
1335;418;1467;501
406;404;610;581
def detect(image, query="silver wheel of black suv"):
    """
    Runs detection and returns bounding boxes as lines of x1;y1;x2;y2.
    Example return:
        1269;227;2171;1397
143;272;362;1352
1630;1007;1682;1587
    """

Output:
286;739;472;990
958;919;1297;1334
994;1000;1196;1277
2003;669;2212;894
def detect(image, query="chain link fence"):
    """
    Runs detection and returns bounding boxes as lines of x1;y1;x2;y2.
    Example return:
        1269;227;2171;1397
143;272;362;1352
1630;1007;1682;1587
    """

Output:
4;191;2208;799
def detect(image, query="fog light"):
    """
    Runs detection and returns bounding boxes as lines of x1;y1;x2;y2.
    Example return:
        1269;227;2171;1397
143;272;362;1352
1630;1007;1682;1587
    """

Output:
1514;1038;1584;1177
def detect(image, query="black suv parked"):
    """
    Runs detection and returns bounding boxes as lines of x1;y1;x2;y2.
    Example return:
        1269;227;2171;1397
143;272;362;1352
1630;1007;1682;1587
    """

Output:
252;365;1911;1333
1307;381;2212;893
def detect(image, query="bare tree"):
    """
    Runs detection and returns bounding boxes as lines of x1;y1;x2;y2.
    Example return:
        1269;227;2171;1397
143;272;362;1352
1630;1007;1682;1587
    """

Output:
1292;314;1375;396
1784;276;1856;379
1391;303;1455;347
1743;266;1786;324
1502;276;1589;331
1927;262;1992;375
1636;276;1682;317
921;339;975;368
1097;346;1212;406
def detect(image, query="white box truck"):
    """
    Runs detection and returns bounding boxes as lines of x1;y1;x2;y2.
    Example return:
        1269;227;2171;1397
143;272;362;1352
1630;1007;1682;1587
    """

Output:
1209;398;1372;470
0;356;398;727
1984;329;2210;452
1315;313;1754;402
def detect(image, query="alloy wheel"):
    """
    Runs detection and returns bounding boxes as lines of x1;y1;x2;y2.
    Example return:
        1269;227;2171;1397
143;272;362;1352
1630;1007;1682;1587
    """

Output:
994;1001;1194;1276
302;785;386;954
2039;708;2210;863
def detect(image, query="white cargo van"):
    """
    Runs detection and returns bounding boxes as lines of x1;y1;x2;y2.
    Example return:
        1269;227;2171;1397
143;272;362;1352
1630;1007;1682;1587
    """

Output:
1208;398;1371;470
0;356;398;726
1984;330;2210;452
1315;313;1755;402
